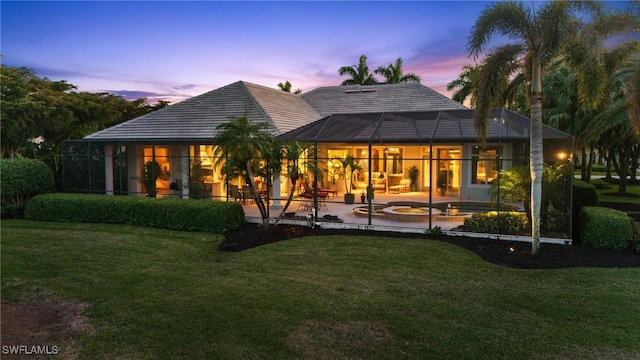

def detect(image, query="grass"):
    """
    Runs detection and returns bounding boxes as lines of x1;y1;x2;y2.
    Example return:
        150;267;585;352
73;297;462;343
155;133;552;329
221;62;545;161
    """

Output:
594;181;640;204
2;220;640;359
594;181;640;231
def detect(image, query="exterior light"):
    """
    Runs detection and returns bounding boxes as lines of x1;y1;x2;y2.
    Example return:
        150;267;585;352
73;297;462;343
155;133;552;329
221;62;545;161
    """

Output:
557;152;567;160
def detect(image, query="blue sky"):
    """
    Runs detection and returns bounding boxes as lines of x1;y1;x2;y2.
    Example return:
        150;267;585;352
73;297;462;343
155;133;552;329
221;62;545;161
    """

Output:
1;1;635;104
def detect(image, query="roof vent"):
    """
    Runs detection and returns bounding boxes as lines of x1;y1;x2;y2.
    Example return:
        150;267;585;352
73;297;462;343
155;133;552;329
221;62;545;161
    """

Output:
344;88;377;94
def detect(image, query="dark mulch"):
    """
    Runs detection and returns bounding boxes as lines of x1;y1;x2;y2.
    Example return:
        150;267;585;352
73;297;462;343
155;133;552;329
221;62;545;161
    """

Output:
221;224;640;269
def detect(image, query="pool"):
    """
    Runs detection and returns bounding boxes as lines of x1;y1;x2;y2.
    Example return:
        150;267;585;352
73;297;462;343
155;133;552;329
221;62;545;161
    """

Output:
353;205;438;222
353;201;520;222
387;201;520;213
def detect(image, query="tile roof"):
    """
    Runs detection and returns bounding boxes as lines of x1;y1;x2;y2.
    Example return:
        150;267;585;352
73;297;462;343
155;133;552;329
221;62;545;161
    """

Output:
84;81;321;142
301;83;468;116
84;80;567;145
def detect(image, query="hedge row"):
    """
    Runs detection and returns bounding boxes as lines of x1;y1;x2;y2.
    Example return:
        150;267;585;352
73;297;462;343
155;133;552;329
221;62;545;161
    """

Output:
572;179;598;243
463;211;529;235
25;193;245;233
1;158;55;218
579;206;633;251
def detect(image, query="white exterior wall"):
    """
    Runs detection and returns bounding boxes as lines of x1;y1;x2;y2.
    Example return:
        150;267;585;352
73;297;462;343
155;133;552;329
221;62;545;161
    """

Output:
128;145;142;196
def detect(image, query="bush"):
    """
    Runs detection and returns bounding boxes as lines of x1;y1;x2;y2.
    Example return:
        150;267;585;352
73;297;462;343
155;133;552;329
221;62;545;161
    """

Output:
572;179;598;243
541;210;567;234
579;206;633;251
25;193;245;233
463;211;529;235
590;179;610;190
1;158;56;218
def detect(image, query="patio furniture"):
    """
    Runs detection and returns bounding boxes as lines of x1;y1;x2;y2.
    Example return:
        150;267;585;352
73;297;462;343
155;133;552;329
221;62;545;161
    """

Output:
299;182;330;200
297;198;327;212
229;186;243;202
371;177;386;192
242;185;254;204
318;188;337;198
389;179;411;193
297;199;314;212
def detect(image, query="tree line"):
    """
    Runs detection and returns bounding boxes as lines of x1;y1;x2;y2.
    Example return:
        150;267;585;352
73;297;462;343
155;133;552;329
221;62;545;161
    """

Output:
449;0;639;253
1;65;169;184
277;55;421;94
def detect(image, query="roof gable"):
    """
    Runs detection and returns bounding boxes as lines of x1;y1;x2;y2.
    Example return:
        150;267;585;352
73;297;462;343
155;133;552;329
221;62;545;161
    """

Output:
84;81;321;142
242;82;321;134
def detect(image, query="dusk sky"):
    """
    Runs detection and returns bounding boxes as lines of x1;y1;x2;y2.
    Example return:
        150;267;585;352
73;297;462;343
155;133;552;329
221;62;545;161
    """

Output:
1;1;635;104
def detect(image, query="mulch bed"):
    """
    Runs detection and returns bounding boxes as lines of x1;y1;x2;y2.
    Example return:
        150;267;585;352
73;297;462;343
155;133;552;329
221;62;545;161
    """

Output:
221;223;640;269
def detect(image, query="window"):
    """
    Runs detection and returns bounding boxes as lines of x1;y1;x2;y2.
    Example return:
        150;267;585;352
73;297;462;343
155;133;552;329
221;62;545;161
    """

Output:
472;146;499;184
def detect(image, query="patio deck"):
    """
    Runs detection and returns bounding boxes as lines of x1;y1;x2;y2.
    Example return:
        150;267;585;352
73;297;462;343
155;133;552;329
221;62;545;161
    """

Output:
241;191;512;232
240;191;570;245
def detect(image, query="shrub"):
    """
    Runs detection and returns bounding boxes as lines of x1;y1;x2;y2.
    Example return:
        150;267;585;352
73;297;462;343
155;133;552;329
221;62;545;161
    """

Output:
541;210;567;234
1;158;56;218
425;226;443;236
463;212;529;235
579;206;633;251
25;193;245;233
589;179;610;190
572;179;598;243
632;222;640;254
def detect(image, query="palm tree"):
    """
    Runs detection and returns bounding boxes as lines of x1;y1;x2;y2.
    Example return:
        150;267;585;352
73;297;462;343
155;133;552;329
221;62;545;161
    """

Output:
275;141;315;222
561;8;639;182
447;64;478;106
448;63;527;112
374;58;421;84
586;67;640;194
213;116;278;225
625;61;640;137
468;0;595;255
277;80;302;95
338;55;379;86
336;154;362;203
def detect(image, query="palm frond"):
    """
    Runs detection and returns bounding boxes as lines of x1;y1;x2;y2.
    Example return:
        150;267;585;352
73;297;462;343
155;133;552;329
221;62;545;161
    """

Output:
474;44;524;141
538;1;575;64
591;11;640;39
447;64;477;105
338;55;379;85
468;1;531;58
623;60;640;136
399;74;421;83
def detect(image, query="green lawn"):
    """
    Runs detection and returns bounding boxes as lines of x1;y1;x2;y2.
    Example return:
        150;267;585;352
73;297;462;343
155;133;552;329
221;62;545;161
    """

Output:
2;220;639;359
595;182;640;232
595;181;640;203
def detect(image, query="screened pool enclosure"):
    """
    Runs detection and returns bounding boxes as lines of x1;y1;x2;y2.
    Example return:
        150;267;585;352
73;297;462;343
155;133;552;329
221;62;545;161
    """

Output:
62;108;574;239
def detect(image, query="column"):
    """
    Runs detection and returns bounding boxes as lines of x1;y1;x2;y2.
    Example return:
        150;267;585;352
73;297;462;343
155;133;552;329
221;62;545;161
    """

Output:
104;145;114;195
272;175;282;208
181;145;189;199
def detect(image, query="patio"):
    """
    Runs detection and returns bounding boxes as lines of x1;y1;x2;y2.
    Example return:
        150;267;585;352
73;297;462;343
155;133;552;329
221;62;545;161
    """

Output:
239;191;574;245
241;190;523;232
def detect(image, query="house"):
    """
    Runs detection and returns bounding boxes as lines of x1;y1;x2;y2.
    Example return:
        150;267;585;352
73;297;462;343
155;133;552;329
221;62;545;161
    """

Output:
72;81;572;207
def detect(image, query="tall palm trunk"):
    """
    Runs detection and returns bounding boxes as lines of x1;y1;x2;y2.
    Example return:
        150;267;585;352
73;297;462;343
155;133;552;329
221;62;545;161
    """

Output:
245;159;269;226
529;58;543;255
